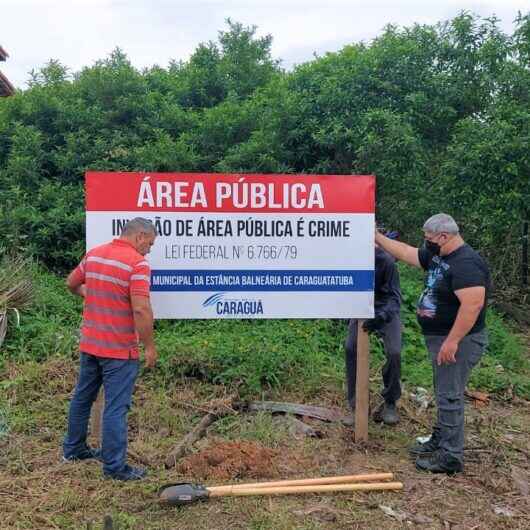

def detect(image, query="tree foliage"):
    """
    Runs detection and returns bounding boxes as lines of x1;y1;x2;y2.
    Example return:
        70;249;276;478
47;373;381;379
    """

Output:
0;14;528;294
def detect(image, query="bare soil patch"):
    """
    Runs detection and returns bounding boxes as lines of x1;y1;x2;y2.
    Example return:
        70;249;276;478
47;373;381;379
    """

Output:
176;440;279;481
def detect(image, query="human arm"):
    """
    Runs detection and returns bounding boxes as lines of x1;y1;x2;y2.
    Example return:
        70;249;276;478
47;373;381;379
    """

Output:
130;260;157;368
66;259;87;298
131;294;157;368
436;286;485;365
375;230;421;268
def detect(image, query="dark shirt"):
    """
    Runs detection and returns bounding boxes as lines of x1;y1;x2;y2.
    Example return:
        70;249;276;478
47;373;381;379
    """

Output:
417;243;490;336
374;247;401;320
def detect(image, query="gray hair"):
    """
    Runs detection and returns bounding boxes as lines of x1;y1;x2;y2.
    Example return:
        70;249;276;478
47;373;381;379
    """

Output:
122;217;156;236
423;213;459;235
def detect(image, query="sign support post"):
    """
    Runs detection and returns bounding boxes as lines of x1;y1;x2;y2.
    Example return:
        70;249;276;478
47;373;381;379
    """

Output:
90;389;104;445
354;320;370;442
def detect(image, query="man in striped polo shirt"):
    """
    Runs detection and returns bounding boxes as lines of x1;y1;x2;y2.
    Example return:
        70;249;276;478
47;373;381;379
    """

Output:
63;217;157;481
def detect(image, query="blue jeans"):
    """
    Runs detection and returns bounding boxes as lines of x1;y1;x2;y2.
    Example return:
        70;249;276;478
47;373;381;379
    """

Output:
63;352;139;474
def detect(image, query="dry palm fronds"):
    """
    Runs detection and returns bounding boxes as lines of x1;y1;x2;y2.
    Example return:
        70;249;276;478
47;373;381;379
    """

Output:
0;255;33;310
0;312;6;348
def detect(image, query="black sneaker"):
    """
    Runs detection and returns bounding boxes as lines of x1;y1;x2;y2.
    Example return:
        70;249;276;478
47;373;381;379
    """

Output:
373;402;400;425
415;450;463;475
62;446;102;462
104;465;147;481
408;434;440;456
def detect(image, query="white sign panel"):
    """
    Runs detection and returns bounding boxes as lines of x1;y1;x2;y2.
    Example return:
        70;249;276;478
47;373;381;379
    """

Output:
85;172;375;319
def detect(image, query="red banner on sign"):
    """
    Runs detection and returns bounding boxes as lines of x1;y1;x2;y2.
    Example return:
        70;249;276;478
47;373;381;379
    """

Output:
86;172;375;214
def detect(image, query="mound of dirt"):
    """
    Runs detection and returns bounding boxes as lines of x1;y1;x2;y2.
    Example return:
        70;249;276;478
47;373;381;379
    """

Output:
176;440;279;480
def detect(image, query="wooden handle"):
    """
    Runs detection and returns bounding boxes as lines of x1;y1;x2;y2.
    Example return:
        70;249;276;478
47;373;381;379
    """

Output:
209;481;403;498
209;472;393;494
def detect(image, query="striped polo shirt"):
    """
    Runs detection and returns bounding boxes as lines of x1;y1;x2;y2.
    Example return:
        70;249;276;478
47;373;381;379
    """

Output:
70;239;151;360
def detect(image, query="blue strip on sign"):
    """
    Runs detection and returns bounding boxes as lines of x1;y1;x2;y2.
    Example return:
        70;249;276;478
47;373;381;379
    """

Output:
150;269;374;292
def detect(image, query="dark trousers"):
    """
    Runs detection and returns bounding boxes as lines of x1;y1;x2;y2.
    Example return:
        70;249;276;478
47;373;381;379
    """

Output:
424;331;487;462
63;352;139;474
344;315;402;407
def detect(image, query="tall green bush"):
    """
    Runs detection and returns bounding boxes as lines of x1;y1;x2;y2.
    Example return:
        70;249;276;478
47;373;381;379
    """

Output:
0;14;529;294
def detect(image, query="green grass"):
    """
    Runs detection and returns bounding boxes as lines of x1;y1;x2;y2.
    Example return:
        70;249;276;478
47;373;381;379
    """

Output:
154;317;345;396
0;264;82;362
214;411;291;446
1;264;528;398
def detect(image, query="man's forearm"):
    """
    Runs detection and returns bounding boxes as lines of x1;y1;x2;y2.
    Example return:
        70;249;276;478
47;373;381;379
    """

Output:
134;308;155;348
446;304;482;344
68;283;86;298
375;232;420;267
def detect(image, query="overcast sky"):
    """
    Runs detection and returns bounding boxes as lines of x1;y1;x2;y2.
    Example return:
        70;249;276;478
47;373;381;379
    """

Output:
2;0;528;89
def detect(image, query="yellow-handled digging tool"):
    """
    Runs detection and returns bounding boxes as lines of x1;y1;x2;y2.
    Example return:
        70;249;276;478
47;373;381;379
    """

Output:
211;472;393;492
159;472;402;506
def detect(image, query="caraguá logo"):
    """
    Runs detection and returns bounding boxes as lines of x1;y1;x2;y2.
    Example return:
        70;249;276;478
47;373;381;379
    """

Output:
202;292;264;316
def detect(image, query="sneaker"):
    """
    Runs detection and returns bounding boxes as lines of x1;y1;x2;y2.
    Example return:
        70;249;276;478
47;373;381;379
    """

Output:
408;433;440;456
63;446;102;462
373;402;400;425
104;465;147;481
415;450;463;475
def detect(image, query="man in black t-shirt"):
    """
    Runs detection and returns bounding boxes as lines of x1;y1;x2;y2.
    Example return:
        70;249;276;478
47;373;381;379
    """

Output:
375;213;490;475
345;246;402;425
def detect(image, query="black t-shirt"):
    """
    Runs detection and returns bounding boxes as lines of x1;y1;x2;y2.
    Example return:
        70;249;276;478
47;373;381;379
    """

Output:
417;244;490;335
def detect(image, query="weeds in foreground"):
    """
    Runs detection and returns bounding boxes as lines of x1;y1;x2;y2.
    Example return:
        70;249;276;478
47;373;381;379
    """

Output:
0;265;528;399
